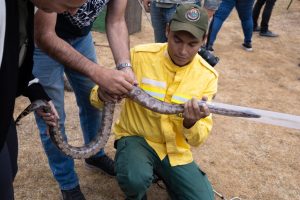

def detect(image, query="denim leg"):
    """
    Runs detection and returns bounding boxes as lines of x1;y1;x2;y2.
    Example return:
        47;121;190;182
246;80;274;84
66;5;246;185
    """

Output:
65;33;103;157
260;0;276;32
150;2;177;43
252;0;267;29
33;47;78;190
150;2;165;43
150;2;201;43
207;0;235;47
236;0;255;44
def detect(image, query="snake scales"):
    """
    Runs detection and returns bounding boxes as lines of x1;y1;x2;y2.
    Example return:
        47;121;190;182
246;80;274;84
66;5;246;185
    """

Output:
16;86;260;159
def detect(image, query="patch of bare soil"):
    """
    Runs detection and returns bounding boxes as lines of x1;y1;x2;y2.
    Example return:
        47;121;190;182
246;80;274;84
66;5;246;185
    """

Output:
14;1;300;199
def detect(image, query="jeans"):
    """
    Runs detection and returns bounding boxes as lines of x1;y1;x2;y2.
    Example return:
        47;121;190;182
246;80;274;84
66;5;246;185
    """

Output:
150;2;178;43
207;0;254;47
33;32;103;190
253;0;277;32
115;136;214;200
204;0;222;11
150;1;200;43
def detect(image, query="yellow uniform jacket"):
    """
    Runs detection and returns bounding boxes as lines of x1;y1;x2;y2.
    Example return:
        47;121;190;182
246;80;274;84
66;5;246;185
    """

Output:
90;43;218;166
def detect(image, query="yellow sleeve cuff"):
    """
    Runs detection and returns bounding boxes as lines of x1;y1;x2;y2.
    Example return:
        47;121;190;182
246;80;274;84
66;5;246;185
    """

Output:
182;115;212;146
90;85;104;110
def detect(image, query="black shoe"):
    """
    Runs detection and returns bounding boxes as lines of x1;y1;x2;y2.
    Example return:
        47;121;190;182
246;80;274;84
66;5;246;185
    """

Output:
61;185;86;200
253;26;261;32
242;43;253;52
85;155;116;176
260;30;278;37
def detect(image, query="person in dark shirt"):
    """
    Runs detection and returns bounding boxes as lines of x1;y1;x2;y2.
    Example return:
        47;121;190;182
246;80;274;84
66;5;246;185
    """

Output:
33;0;135;199
0;1;88;200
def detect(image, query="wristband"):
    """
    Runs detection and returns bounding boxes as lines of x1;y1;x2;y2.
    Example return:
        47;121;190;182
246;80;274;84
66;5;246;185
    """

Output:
116;63;132;70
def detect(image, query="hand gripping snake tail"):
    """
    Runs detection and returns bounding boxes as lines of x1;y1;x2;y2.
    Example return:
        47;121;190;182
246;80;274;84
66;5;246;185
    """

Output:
15;86;260;159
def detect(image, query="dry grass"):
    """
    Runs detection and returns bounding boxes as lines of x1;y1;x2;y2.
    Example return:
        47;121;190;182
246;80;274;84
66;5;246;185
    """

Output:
14;1;300;199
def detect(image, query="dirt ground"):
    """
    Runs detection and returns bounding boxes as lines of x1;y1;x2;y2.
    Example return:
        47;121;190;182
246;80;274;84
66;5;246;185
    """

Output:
13;1;300;200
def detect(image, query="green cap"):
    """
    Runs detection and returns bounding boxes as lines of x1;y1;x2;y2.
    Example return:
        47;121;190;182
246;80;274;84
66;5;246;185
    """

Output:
170;4;208;39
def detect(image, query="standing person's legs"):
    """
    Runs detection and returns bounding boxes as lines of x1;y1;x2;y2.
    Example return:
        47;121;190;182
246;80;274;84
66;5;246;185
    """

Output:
207;0;235;48
157;157;214;200
33;47;79;190
252;0;267;30
64;32;102;154
65;33;114;176
205;15;214;50
236;0;255;45
115;136;160;200
203;0;221;50
260;0;276;32
0;120;18;200
150;2;177;43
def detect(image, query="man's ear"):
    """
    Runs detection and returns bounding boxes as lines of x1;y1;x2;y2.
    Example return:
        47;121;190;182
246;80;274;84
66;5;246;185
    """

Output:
165;23;170;39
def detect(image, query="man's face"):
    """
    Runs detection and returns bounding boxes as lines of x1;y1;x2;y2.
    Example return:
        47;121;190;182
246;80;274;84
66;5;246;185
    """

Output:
167;28;203;67
32;0;86;15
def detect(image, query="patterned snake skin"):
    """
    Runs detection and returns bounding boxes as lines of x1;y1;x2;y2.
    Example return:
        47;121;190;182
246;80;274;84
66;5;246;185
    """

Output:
15;86;260;159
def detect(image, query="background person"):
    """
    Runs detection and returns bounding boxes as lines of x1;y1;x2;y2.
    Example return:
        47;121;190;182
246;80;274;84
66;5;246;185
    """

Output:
206;0;255;52
253;0;278;37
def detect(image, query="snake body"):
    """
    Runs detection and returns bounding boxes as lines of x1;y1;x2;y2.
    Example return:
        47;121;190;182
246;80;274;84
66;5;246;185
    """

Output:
16;86;260;159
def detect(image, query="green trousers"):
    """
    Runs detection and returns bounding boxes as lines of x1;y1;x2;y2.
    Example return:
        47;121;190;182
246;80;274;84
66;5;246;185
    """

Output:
115;136;214;200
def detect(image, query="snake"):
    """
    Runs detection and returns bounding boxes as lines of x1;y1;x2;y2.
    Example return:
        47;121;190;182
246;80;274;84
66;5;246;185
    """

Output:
15;85;260;159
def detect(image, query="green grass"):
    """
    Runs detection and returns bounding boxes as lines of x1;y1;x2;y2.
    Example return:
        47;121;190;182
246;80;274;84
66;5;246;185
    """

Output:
92;8;107;33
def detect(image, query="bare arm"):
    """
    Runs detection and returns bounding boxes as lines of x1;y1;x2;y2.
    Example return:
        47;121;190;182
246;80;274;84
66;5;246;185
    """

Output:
106;0;130;65
34;10;133;95
106;0;137;85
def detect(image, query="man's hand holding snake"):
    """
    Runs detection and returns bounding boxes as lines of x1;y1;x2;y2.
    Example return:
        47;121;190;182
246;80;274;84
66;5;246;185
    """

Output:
183;97;210;129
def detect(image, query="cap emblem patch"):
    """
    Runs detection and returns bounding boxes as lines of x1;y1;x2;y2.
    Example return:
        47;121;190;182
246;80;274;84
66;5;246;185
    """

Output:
185;8;200;22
